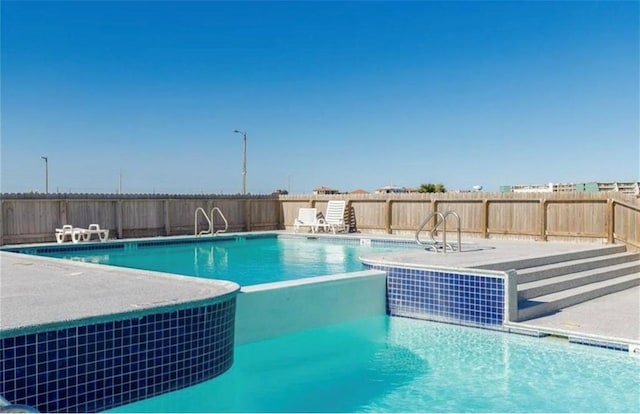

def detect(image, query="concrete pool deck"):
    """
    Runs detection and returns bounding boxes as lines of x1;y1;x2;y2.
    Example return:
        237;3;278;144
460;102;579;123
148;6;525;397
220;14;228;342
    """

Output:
512;285;639;342
1;234;638;346
0;251;239;335
356;236;616;269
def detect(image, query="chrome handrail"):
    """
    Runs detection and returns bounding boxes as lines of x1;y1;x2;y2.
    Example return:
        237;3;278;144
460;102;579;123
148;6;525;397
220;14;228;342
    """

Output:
195;207;229;236
211;207;229;235
415;210;462;253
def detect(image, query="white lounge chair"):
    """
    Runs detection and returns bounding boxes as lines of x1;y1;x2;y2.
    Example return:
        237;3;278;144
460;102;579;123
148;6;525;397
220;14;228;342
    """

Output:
55;225;83;244
293;208;320;233
318;200;347;233
80;224;109;242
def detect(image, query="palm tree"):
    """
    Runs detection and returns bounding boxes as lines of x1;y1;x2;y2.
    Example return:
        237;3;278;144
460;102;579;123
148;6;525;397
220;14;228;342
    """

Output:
418;183;446;193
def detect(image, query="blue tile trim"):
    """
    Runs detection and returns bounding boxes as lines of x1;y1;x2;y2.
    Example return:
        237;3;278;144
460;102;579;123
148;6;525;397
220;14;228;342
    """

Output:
568;337;629;352
3;243;125;255
137;237;237;248
297;235;423;249
136;233;274;248
369;239;421;248
1;234;278;255
0;299;236;413
3;233;420;258
366;264;505;327
506;326;546;337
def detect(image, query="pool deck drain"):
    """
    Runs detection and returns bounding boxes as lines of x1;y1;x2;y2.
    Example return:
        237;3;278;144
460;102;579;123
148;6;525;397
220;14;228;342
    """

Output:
1;233;638;345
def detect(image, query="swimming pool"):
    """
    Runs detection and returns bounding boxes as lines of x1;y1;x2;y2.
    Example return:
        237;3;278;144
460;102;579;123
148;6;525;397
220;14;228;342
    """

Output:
107;315;640;413
3;234;636;413
24;234;415;286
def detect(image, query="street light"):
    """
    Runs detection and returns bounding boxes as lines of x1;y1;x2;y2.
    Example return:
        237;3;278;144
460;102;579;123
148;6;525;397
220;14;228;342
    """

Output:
41;156;49;194
233;130;247;194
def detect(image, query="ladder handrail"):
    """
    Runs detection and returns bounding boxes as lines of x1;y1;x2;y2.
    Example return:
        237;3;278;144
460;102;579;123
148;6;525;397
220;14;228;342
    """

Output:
211;207;229;234
195;207;212;236
195;207;229;236
415;210;462;253
416;211;445;246
441;210;462;253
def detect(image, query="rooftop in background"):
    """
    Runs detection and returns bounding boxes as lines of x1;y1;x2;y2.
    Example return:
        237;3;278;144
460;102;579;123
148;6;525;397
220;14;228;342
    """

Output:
313;186;340;195
374;185;413;194
313;185;419;195
501;181;640;196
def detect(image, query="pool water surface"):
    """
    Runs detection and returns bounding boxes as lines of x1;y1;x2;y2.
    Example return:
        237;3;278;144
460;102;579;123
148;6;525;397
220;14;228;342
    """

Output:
36;236;408;285
108;316;640;413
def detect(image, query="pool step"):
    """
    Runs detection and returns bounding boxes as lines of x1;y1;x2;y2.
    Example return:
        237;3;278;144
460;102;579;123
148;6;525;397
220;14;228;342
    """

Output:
511;246;640;322
477;245;627;272
516;251;640;284
518;260;640;300
516;272;640;322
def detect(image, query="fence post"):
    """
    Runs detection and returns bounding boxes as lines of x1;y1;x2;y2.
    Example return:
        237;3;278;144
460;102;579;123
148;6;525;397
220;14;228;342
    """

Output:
116;200;123;239
0;199;4;246
163;199;171;236
539;199;548;241
481;199;489;238
278;197;285;230
607;199;615;244
385;199;392;234
245;198;252;231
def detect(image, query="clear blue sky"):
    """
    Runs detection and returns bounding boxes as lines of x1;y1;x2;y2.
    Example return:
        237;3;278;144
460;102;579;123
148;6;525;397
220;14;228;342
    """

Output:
1;1;638;194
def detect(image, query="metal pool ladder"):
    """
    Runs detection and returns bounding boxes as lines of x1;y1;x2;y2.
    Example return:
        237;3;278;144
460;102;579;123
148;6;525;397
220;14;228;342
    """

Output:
415;210;461;253
195;207;229;236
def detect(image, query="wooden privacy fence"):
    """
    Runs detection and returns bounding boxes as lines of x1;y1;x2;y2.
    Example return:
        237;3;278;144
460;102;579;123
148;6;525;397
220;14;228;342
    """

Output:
1;192;639;249
0;194;281;245
280;192;640;249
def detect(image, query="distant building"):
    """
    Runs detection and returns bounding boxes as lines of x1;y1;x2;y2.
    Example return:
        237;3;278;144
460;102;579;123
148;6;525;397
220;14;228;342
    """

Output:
576;181;639;195
501;181;639;196
313;186;340;195
500;183;573;193
350;189;369;194
450;185;483;193
374;185;409;194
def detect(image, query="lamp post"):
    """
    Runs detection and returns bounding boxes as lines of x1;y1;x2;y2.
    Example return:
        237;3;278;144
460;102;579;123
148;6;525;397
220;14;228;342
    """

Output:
233;130;247;194
41;156;49;194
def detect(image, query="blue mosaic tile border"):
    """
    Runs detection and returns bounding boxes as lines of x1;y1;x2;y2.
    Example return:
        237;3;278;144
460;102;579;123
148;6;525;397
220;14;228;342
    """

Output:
568;336;629;353
3;243;125;255
505;326;547;338
4;233;419;259
0;299;236;413
367;264;506;327
370;239;422;249
137;236;237;249
297;235;422;249
504;326;634;353
2;234;278;256
137;233;274;248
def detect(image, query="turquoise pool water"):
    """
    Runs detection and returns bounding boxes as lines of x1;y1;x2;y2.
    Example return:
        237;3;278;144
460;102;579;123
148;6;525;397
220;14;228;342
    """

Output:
108;315;640;413
37;236;406;285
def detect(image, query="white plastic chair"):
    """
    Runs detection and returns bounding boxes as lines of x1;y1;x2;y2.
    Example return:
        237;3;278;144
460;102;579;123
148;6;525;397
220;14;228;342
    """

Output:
55;225;83;243
293;208;319;233
318;200;347;233
80;224;110;242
